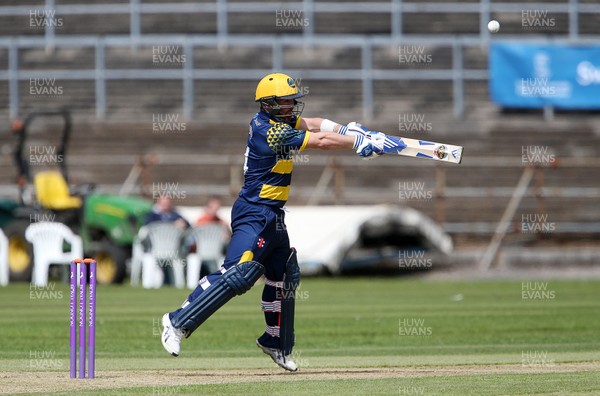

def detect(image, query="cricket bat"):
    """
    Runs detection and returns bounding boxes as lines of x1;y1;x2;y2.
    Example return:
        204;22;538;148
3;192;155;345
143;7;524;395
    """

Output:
383;135;463;164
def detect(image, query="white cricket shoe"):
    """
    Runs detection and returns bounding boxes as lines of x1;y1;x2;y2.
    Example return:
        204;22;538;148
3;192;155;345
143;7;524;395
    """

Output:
161;313;184;357
256;340;298;372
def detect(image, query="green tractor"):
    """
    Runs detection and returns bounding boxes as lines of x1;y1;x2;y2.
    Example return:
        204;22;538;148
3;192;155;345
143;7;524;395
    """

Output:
80;194;152;284
1;109;153;284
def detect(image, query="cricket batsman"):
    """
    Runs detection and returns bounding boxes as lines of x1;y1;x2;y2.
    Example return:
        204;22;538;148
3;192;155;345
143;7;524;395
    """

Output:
161;72;386;371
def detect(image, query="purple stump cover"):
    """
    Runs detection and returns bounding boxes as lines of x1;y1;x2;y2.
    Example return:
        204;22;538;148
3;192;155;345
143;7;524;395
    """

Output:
69;261;77;378
79;262;87;378
88;260;96;378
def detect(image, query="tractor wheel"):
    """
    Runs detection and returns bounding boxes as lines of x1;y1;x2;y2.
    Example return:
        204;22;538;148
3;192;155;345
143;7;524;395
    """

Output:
4;220;33;282
93;241;128;285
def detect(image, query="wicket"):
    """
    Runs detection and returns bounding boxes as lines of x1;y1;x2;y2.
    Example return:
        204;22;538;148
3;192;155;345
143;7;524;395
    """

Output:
69;258;96;379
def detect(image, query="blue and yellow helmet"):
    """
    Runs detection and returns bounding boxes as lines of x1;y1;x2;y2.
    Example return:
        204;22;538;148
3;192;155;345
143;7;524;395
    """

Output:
255;73;305;122
255;73;304;102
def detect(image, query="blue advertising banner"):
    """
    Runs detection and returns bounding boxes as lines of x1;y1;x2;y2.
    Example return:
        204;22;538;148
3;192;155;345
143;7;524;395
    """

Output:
490;42;600;109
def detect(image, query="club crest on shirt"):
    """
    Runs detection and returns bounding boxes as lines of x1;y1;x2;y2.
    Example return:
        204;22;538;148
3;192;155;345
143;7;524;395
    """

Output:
257;237;266;248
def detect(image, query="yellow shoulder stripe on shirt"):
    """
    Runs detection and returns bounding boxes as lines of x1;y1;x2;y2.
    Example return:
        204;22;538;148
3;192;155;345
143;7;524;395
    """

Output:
299;131;310;152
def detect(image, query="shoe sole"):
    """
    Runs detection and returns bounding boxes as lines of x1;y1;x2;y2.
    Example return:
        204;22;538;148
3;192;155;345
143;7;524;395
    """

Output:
161;314;179;357
256;340;297;372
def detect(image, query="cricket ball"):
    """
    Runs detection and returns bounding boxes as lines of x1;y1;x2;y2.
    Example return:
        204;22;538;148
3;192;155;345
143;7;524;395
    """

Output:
488;20;500;33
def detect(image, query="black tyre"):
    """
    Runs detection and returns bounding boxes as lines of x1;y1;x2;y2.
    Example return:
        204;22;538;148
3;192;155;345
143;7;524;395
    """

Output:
3;220;34;282
93;241;129;285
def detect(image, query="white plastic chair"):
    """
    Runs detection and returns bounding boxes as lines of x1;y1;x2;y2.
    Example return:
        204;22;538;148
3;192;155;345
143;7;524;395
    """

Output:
131;222;185;289
25;222;83;287
129;235;144;287
0;229;9;286
185;224;227;289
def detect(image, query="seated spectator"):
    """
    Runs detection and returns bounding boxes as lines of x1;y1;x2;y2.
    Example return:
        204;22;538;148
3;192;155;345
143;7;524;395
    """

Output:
142;196;189;286
191;197;230;275
195;196;228;228
145;196;190;229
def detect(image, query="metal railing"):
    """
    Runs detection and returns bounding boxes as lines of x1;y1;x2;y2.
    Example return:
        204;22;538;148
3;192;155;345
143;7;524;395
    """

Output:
2;1;600;43
1;1;599;120
0;34;491;121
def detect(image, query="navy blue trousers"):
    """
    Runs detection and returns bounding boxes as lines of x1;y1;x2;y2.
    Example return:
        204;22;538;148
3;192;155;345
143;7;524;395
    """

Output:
171;198;291;348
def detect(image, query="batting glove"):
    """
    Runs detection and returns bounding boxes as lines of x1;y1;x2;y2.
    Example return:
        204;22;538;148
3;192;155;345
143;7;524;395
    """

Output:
339;121;368;136
353;134;384;160
342;122;386;141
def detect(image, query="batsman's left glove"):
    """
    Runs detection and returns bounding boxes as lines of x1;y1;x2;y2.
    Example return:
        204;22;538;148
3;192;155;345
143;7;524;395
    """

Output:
354;133;385;160
343;121;386;141
341;121;368;137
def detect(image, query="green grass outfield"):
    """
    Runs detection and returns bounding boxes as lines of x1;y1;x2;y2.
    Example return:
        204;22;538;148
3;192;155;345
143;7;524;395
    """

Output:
1;277;599;395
